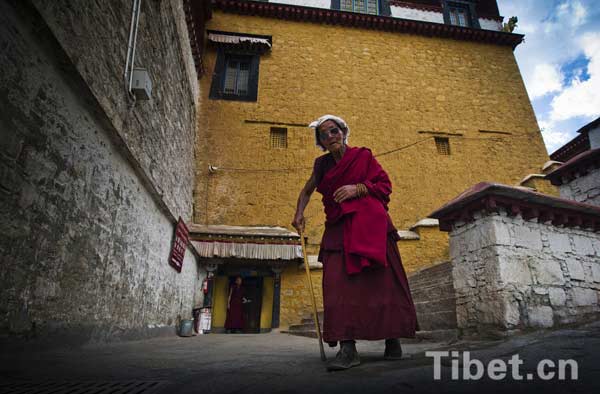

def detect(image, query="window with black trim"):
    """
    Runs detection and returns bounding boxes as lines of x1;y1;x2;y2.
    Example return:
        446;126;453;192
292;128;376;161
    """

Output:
448;3;470;26
270;127;288;149
332;0;391;16
435;137;451;155
223;55;251;96
442;1;480;28
340;0;378;15
209;51;259;101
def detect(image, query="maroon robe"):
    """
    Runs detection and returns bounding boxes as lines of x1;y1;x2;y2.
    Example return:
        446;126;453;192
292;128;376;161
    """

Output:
224;284;244;330
314;146;418;342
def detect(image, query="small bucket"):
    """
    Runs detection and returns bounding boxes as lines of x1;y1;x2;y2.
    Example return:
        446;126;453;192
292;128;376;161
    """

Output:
178;319;194;337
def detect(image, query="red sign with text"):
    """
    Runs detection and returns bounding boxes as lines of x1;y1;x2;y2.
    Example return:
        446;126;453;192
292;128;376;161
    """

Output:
169;217;189;273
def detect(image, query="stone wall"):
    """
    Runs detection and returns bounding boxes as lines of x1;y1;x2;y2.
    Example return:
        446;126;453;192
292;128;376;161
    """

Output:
0;1;202;344
33;0;199;220
559;168;600;206
450;211;600;333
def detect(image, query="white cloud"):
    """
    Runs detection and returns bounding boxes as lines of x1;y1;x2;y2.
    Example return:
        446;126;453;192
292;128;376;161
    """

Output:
497;0;600;152
528;63;564;99
550;1;587;30
550;32;600;121
571;1;587;27
538;119;573;153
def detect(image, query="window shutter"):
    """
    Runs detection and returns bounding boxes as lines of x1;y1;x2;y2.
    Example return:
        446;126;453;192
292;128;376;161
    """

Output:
331;0;340;10
442;1;451;25
209;49;226;99
379;0;391;16
247;54;260;102
468;2;480;28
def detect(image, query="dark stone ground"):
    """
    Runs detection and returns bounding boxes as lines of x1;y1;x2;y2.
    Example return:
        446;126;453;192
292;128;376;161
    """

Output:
1;321;599;394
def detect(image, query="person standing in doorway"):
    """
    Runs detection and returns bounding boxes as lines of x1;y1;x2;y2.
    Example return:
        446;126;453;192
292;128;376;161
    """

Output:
225;276;245;333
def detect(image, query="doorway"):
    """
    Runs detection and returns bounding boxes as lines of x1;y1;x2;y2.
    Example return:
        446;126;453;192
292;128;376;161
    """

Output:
229;276;263;333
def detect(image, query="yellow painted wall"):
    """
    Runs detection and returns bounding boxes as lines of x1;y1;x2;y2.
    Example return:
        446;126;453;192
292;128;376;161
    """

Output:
398;226;450;274
521;177;560;197
196;11;549;242
196;11;550;328
212;276;228;328
279;264;323;330
260;277;274;330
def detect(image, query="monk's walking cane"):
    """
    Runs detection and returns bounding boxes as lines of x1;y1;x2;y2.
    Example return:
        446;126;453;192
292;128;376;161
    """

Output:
300;230;327;361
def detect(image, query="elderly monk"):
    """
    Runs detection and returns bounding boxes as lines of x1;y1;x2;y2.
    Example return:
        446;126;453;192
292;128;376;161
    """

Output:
292;114;418;371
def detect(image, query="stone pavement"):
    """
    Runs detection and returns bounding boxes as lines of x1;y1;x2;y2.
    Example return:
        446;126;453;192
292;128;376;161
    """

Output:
1;321;599;394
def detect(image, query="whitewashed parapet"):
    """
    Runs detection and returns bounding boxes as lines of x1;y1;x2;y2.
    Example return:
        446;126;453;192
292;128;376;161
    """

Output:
547;148;600;206
478;17;501;31
391;4;444;24
268;0;331;8
430;182;600;333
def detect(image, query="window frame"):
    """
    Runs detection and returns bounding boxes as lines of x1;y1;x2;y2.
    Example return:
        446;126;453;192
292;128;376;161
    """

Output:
434;137;451;155
442;0;480;29
209;49;260;102
270;127;288;149
340;0;379;15
332;0;391;17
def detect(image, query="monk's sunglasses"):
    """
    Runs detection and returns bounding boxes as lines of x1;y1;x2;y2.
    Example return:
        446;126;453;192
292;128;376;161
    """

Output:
318;127;342;140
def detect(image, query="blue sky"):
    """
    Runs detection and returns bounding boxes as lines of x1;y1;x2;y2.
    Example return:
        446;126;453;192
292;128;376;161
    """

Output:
497;0;600;155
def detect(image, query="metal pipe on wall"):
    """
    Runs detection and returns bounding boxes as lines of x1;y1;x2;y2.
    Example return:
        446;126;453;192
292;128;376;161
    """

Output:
124;0;142;96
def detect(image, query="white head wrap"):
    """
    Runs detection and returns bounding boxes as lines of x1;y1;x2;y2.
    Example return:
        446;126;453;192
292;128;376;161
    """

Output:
308;114;350;151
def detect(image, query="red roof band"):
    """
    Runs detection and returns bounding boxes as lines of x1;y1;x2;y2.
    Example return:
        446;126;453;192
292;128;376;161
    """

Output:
429;182;600;233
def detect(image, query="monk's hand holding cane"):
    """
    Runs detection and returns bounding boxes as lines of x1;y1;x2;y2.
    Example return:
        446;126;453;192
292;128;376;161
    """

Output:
292;214;305;234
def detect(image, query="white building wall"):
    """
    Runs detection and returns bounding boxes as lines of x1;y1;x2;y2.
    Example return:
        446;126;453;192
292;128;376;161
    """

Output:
270;0;331;8
450;210;600;332
391;5;444;23
559;167;600;206
479;17;502;31
589;127;600;149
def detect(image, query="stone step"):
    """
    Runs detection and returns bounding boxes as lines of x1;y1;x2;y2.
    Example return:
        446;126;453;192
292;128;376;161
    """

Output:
409;272;453;282
411;280;454;289
282;329;318;339
409;280;453;291
415;311;458;331
409;274;454;288
414;297;457;313
409;262;452;276
409;266;452;279
411;287;456;302
409;269;451;279
414;328;458;342
301;311;324;324
288;323;322;332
